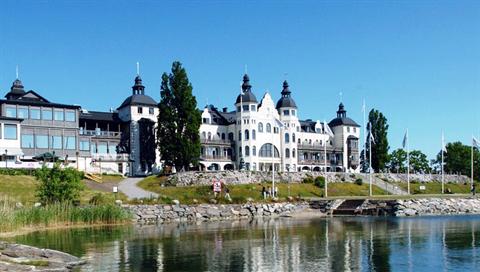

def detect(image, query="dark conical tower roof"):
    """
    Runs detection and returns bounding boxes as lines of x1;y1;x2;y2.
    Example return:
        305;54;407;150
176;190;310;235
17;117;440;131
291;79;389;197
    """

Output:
132;75;145;95
236;74;258;104
276;80;297;109
5;78;26;100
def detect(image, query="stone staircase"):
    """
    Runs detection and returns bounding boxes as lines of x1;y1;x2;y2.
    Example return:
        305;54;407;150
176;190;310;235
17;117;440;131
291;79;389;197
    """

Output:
331;199;366;215
358;174;408;195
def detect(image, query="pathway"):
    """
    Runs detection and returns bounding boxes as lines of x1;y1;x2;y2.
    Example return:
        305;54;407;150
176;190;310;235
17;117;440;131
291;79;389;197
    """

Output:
118;177;158;199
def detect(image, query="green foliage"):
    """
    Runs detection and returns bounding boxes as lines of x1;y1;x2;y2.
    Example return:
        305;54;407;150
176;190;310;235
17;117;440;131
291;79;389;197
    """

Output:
409;150;431;173
157;61;201;171
89;192;115;206
388;148;407;173
0;168;38;176
355;178;363;185
434;141;480;180
0;202;131;233
314;176;325;188
303;176;314;184
35;164;84;204
365;109;390;172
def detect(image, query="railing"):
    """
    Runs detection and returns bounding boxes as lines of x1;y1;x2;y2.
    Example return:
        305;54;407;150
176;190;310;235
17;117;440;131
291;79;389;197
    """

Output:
80;130;121;138
297;143;336;151
200;138;233;146
298;158;343;166
91;153;129;161
200;155;233;162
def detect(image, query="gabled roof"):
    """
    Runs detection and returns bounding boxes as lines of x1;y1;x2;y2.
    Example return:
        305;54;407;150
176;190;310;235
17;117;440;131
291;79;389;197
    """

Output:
203;105;236;125
19;90;50;103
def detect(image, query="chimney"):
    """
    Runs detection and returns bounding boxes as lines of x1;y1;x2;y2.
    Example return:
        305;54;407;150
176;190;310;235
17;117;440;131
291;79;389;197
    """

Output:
222;107;228;113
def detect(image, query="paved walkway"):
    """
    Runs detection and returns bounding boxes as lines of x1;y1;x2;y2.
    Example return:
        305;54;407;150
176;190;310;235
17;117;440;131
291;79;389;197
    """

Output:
118;177;158;199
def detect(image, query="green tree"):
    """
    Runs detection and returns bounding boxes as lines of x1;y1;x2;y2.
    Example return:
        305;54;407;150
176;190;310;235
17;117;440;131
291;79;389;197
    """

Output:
388;148;407;173
35;164;84;204
408;150;431;173
434;141;480;180
367;109;390;172
157;61;201;171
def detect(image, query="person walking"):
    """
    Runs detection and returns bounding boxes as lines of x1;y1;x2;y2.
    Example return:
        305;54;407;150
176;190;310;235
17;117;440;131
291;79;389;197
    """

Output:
262;186;267;199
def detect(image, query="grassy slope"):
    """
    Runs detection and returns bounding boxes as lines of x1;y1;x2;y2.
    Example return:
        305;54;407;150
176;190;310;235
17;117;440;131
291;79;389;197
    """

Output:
0;174;127;205
392;181;475;195
137;176;386;204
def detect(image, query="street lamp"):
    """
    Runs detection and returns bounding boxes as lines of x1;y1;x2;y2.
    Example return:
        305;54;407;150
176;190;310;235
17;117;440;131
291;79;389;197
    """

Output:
4;149;7;169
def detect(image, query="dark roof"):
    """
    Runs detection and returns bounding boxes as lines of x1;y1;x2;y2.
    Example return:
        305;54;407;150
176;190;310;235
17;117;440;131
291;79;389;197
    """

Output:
276;80;297;109
299;120;317;133
118;94;157;109
328;117;360;127
80;110;121;123
235;91;258;104
203;105;236;125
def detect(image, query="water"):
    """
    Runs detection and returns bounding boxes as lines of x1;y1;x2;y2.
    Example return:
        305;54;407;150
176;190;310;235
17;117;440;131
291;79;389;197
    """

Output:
12;215;480;271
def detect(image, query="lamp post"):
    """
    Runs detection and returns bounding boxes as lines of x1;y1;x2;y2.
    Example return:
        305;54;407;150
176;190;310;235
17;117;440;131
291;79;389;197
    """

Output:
52;151;56;164
4;149;8;169
76;151;79;170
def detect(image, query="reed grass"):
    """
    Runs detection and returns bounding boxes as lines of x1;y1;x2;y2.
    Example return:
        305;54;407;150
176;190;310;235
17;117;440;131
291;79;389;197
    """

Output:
0;195;131;233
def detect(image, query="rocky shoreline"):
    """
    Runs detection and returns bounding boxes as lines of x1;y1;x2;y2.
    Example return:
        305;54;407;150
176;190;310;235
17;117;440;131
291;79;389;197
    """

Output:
126;197;480;223
0;241;85;271
125;202;311;224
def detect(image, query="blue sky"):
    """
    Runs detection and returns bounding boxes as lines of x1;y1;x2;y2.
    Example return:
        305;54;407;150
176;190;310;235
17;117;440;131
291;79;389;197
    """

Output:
1;0;479;160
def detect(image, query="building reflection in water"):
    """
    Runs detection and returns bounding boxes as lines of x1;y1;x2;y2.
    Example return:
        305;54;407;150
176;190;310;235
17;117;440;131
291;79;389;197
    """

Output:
12;215;480;271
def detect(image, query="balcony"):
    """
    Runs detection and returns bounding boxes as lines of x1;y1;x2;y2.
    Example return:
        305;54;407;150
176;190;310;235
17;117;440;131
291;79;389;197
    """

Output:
200;138;233;146
297;143;334;151
80;129;121;138
91;153;129;162
298;158;343;167
200;155;233;162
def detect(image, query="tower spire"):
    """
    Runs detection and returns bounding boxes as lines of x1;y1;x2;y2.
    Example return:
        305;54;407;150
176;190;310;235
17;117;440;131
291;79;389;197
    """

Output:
16;65;19;79
136;62;140;75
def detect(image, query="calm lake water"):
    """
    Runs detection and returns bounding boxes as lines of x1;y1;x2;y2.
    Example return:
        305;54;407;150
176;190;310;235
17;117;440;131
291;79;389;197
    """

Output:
12;215;480;271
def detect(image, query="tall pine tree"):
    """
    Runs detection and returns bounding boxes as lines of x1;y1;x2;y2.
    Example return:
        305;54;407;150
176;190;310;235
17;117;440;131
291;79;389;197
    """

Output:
366;109;390;172
157;62;201;171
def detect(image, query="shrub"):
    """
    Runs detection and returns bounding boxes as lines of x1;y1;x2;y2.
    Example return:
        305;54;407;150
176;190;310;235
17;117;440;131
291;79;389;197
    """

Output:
314;176;325;188
303;176;314;184
0;168;38;176
89;193;115;205
35;164;84;204
355;178;363;186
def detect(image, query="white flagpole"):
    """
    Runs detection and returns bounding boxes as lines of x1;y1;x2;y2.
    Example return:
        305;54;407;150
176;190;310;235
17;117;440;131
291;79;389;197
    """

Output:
407;129;410;195
324;121;328;198
441;131;445;194
239;82;243;171
472;136;474;186
362;99;366;173
272;111;275;196
369;130;372;196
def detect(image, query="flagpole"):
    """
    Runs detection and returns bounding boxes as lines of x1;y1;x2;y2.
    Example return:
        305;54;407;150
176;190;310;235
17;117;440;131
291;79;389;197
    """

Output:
324;121;328;198
272;113;275;196
407;129;410;195
362;99;366;173
239;82;243;171
472;136;474;186
369;132;372;197
441;131;444;194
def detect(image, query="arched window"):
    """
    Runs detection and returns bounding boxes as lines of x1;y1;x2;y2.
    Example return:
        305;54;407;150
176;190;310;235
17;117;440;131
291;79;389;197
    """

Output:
239;146;242;156
285;148;290;158
266;123;272;133
252;145;256;156
292;148;296;158
221;133;225;140
252;129;256;140
285;133;290;143
258;122;264;133
238;131;242;141
292;133;296;142
259;144;280;158
207;132;212;140
245;129;249;140
228;132;234;141
245;146;250;156
202;132;206;139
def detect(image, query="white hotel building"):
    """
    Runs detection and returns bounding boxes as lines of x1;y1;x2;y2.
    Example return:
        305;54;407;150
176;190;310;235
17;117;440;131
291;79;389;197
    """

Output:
0;73;360;175
199;74;360;173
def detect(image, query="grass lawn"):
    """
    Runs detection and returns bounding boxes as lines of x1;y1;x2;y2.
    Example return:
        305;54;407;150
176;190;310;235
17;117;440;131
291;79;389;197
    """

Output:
392;181;475;195
0;174;127;205
137;176;387;204
99;174;125;183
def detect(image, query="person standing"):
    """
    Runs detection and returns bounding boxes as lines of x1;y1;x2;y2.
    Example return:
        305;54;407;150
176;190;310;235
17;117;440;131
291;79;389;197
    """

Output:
224;187;231;201
262;186;267;199
472;183;476;196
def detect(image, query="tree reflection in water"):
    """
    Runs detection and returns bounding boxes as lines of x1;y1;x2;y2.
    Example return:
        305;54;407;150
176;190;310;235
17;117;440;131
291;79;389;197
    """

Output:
12;215;480;271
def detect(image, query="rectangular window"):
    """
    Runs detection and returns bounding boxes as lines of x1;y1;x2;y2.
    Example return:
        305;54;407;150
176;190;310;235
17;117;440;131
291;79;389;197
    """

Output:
36;135;49;148
4;125;17;139
283;110;290;116
91;142;97;154
65;111;76;122
64;136;76;150
51;136;62;149
42;108;53;120
17;108;28;119
137;107;143;114
109;142;117;155
54;110;64;121
21;134;34;148
5;106;16;118
347;127;350;133
79;140;90;151
30;108;41;119
250;105;256;111
291;110;296;116
242;105;249;112
149;107;154;115
97;142;108;154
